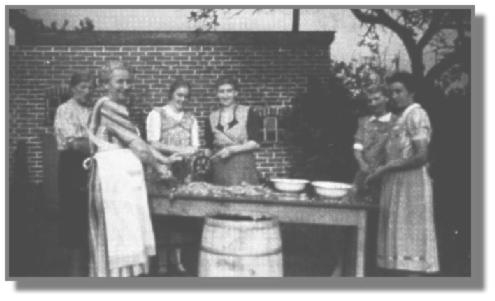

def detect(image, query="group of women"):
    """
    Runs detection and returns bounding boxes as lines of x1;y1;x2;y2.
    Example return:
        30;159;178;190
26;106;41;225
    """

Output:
353;73;439;276
54;58;439;277
54;60;261;277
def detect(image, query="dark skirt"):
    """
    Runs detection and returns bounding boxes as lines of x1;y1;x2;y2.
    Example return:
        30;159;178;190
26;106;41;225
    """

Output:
146;159;201;247
211;151;260;186
152;216;203;246
58;150;89;249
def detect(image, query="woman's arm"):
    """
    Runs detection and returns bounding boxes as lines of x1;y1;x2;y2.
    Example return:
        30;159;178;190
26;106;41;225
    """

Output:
354;149;370;173
353;118;370;172
149;141;195;155
229;107;261;153
212;108;261;159
213;141;259;160
366;108;431;183
383;139;429;172
67;137;91;154
365;139;428;184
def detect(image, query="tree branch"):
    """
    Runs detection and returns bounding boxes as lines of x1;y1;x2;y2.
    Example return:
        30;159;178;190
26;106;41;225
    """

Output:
351;9;417;53
417;10;444;50
425;48;468;81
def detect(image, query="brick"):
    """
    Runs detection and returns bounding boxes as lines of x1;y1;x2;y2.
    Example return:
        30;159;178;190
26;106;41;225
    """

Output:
9;42;330;183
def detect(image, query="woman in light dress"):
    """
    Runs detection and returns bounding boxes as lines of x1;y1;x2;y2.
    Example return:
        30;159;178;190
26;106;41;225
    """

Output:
366;72;439;275
146;79;201;274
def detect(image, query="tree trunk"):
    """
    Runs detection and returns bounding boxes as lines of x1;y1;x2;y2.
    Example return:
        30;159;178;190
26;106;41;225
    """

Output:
407;46;425;81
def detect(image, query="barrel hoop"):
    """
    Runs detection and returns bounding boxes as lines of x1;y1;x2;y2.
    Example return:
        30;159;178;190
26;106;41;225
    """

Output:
203;223;278;231
200;246;282;257
205;216;278;229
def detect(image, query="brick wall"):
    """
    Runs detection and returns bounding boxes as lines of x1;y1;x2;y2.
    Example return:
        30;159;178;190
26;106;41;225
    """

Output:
9;31;334;184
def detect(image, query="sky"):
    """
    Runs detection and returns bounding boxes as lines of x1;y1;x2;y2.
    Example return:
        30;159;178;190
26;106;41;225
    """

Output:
23;8;411;70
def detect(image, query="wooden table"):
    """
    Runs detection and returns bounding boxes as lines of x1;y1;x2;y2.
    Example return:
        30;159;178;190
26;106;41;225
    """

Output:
150;192;376;277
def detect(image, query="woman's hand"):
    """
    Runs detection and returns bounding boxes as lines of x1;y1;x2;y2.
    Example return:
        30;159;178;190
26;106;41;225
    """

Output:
155;164;173;179
211;146;234;160
178;146;198;156
168;153;184;163
359;162;371;173
365;165;389;185
151;146;178;165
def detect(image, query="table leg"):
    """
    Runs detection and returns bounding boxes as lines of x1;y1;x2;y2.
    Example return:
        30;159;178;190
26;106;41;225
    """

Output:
355;211;367;277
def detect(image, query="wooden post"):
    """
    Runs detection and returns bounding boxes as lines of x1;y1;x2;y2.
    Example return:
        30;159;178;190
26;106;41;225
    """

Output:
292;9;300;32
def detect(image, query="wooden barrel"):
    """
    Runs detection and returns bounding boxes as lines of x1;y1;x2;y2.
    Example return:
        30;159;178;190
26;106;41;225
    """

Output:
199;213;283;277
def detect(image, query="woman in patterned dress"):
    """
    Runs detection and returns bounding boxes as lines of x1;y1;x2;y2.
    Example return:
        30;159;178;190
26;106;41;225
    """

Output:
87;61;177;277
54;71;93;276
366;72;439;275
146;79;200;274
204;77;262;186
353;84;395;203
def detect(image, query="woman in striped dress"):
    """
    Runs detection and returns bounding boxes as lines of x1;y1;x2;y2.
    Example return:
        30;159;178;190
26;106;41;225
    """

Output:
87;61;178;277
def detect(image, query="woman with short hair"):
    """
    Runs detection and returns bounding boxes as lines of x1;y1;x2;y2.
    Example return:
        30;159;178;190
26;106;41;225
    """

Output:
87;61;177;277
54;71;93;276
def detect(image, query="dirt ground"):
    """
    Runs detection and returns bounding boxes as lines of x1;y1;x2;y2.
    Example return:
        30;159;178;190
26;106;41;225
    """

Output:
18;212;369;277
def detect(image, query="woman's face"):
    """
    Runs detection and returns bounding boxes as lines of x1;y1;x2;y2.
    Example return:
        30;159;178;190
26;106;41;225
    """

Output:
217;83;238;108
72;81;92;107
367;91;388;115
389;81;414;110
107;69;131;103
169;86;190;112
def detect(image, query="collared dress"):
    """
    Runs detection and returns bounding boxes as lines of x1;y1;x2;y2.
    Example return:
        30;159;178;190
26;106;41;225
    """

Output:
54;98;92;250
204;104;262;186
353;112;396;202
377;103;439;273
146;105;202;248
146;105;200;183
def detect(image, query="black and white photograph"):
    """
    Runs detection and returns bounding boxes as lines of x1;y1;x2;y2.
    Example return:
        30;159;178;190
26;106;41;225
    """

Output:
5;5;474;283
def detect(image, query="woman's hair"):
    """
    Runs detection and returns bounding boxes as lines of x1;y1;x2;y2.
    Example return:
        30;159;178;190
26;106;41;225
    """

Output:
215;76;239;91
386;72;417;93
168;78;192;99
99;61;129;84
69;71;92;88
364;84;388;95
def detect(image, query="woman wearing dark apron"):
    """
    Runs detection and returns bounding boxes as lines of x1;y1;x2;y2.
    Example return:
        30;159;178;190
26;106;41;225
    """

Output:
205;77;262;186
54;72;93;276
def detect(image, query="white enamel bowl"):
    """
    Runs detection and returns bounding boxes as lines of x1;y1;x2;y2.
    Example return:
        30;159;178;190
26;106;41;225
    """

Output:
270;178;309;193
311;181;353;198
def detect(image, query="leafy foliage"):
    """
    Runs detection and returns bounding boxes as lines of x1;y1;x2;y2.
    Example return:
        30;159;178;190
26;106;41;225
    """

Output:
188;8;272;31
351;9;470;90
331;60;389;99
9;9;95;34
286;73;359;182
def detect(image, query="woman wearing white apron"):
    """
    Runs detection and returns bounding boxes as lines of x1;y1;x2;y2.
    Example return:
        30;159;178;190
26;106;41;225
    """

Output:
87;61;178;277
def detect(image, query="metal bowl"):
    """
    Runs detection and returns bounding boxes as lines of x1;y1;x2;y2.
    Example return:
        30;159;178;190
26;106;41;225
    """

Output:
311;181;353;198
270;178;309;193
